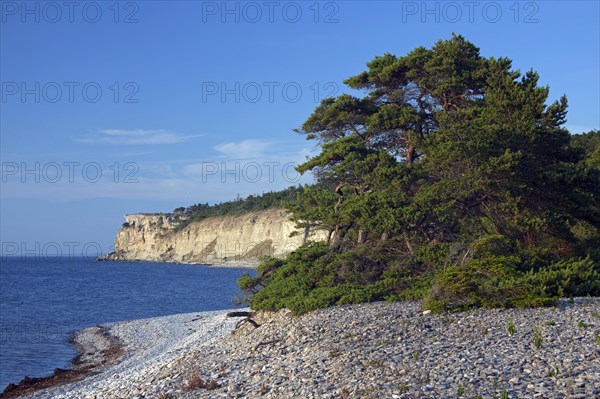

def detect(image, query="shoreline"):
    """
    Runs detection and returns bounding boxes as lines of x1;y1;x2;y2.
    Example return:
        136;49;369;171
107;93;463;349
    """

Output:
96;256;260;269
3;299;599;398
1;309;245;399
1;326;125;398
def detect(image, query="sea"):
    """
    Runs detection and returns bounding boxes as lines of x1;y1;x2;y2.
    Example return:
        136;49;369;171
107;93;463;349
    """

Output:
0;257;253;390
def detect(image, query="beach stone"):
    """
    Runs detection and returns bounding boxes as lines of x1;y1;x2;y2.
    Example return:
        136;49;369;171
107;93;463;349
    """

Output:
16;299;600;399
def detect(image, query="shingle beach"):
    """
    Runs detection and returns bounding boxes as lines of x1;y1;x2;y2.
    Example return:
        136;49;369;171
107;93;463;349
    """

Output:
13;299;600;399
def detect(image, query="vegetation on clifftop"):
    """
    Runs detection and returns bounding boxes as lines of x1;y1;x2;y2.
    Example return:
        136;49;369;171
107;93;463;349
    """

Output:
172;186;305;230
238;35;600;314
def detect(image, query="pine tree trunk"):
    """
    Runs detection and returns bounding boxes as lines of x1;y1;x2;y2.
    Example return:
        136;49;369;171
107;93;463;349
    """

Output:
357;229;367;244
330;227;340;248
406;145;416;165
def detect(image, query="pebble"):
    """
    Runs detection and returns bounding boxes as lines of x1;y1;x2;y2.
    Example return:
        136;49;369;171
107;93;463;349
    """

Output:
22;298;600;399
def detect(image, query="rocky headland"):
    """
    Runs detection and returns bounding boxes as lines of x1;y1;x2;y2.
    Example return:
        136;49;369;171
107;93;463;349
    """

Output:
100;209;327;265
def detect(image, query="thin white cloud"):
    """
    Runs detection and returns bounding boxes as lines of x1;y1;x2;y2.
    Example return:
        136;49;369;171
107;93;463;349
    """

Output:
214;139;272;159
77;129;202;145
113;151;155;157
182;163;209;176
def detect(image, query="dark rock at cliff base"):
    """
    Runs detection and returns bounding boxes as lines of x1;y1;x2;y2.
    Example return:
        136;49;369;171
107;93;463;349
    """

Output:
1;383;17;394
1;375;46;396
97;252;118;261
53;368;70;376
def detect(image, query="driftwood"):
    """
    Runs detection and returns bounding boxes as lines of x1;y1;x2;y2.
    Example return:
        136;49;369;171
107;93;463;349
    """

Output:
252;338;280;352
227;311;260;329
236;318;260;329
226;311;255;318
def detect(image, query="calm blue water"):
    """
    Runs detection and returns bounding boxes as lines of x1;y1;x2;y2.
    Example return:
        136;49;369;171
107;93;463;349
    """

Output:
0;257;253;390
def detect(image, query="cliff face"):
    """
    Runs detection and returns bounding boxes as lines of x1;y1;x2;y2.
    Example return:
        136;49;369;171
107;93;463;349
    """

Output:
103;208;327;264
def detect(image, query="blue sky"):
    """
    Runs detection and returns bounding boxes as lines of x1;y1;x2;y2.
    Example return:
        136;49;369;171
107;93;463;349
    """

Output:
1;1;599;255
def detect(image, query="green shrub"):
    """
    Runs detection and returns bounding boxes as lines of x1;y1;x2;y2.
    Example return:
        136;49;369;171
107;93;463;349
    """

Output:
533;326;543;349
522;257;600;297
240;243;598;315
469;234;515;258
242;242;416;315
424;255;550;312
506;317;516;336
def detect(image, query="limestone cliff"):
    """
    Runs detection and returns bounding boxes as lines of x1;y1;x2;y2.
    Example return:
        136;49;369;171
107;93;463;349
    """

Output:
101;208;327;264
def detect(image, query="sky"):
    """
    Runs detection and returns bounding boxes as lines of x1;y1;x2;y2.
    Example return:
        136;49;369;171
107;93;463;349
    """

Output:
1;0;599;256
